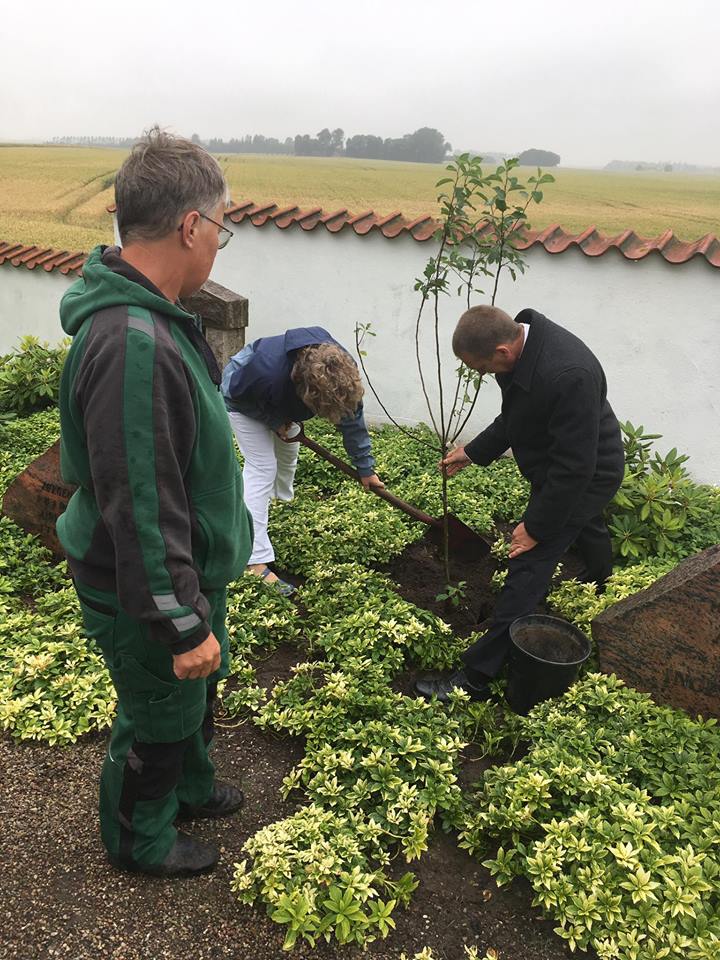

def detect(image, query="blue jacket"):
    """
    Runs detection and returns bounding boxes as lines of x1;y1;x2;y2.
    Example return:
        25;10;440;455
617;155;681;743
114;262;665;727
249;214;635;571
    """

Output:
222;326;376;477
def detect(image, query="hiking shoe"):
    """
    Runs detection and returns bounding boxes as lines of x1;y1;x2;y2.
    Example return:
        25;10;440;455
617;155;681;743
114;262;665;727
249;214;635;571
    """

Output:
109;832;219;878
414;668;491;703
259;566;296;597
177;780;244;821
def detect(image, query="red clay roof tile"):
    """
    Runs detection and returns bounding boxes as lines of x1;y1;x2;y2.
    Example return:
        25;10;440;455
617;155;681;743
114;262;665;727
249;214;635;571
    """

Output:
0;242;86;275
5;200;720;276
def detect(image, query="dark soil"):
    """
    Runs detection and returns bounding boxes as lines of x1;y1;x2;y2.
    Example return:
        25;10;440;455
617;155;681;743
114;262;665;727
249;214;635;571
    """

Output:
387;529;587;638
387;538;499;636
1;535;594;960
512;624;589;664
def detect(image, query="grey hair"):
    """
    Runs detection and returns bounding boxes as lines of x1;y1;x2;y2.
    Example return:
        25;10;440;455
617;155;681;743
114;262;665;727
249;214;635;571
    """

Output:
452;305;521;359
115;126;227;244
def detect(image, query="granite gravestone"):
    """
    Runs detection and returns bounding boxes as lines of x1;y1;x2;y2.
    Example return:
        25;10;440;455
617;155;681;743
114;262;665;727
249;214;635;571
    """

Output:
2;440;74;557
593;544;720;718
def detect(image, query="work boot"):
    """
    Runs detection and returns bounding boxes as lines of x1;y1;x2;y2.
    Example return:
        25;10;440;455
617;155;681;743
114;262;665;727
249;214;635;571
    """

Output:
414;668;491;704
109;832;219;877
177;779;244;821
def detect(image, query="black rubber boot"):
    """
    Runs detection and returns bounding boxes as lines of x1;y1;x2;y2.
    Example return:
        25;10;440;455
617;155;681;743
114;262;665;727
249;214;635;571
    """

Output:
414;668;491;703
109;832;219;877
177;779;244;821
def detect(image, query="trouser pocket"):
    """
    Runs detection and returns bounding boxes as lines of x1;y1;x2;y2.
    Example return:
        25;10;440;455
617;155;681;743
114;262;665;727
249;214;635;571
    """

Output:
76;582;228;742
115;654;207;743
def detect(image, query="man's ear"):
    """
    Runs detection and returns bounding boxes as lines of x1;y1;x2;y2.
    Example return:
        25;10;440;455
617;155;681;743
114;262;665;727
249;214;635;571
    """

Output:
179;211;200;247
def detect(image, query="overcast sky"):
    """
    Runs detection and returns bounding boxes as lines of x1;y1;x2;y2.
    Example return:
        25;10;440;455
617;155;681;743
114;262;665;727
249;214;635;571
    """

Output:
2;0;717;167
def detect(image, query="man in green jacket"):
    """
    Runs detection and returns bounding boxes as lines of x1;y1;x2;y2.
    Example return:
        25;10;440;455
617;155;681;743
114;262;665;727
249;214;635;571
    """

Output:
57;128;253;877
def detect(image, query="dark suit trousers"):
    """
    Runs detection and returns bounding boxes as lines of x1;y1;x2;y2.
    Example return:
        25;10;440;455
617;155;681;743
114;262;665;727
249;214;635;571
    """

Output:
462;515;612;678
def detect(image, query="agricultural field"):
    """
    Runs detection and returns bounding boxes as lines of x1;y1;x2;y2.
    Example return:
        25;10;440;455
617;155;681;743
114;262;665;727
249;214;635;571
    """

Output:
2;144;720;251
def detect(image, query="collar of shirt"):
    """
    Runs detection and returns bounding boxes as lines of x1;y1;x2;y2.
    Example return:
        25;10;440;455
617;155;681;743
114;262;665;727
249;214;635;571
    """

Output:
496;312;546;393
518;322;530;357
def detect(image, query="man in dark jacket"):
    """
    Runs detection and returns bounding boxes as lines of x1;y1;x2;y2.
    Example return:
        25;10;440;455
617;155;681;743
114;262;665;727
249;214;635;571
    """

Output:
57;128;253;876
415;305;624;702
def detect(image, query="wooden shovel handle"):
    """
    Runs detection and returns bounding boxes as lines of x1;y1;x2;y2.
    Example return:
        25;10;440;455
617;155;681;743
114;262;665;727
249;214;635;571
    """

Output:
280;422;438;528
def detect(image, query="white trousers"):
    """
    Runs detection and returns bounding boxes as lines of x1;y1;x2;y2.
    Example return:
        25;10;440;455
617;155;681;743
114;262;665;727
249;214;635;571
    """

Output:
228;411;299;565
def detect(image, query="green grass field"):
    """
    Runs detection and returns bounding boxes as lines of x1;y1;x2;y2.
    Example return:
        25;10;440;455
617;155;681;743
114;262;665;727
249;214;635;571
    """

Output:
2;145;719;251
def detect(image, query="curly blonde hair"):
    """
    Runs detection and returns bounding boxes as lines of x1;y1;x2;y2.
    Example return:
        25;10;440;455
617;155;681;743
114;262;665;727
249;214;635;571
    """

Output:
291;344;364;423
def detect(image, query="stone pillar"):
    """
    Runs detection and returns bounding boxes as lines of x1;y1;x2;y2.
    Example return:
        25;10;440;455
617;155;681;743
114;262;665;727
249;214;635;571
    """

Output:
185;278;248;370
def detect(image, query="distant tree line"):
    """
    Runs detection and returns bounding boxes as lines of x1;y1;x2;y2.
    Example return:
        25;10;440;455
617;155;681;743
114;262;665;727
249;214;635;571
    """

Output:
49;136;136;148
49;132;561;168
49;127;452;164
347;127;450;163
604;159;718;173
207;126;452;163
203;134;294;154
517;148;560;167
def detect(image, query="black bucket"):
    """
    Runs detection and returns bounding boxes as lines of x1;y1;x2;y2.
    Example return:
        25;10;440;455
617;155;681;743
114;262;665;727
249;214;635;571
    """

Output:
506;614;591;715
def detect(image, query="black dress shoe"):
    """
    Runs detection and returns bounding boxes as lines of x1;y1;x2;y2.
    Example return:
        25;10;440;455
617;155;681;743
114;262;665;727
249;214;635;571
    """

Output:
109;832;219;877
177;779;244;821
414;668;491;703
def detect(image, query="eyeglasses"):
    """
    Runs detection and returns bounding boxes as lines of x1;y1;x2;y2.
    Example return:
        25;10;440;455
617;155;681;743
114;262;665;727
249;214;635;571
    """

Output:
177;213;234;249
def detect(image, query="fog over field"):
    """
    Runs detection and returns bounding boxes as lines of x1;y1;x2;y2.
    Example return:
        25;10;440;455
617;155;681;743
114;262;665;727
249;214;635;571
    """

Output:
1;0;718;168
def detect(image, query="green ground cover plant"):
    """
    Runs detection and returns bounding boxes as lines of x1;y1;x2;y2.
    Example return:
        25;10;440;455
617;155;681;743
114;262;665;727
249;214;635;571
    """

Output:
1;406;720;956
0;406;60;495
0;336;68;416
0;586;116;744
400;949;496;960
269;482;419;577
0;417;117;743
459;674;720;959
607;421;720;563
231;560;517;948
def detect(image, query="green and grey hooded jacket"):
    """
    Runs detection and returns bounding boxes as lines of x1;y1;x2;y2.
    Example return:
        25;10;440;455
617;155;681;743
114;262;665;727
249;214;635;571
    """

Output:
57;245;253;654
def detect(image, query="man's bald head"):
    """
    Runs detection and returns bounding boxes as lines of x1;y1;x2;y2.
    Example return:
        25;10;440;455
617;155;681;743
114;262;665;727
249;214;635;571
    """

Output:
452;306;521;360
452;305;524;376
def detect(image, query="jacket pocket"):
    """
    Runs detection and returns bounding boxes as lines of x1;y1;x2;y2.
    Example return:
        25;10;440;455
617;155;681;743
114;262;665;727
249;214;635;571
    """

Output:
193;478;253;588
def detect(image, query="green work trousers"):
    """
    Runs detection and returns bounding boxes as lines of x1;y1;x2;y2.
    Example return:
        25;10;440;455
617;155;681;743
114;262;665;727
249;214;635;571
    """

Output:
75;581;229;868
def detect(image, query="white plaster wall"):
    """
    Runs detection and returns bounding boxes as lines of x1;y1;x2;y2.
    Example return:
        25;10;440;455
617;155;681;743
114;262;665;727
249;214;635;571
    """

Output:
211;224;720;485
2;227;719;483
0;267;72;353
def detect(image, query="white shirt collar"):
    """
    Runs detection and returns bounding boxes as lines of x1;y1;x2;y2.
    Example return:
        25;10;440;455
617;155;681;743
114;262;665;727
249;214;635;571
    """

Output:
518;322;530;357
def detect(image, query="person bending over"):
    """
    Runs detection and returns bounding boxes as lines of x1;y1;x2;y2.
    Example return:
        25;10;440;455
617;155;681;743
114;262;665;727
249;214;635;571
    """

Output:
415;305;625;704
222;327;384;593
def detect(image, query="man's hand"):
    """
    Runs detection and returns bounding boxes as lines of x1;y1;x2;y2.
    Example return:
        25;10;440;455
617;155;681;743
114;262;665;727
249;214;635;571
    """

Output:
173;631;221;680
440;446;472;477
509;522;538;559
361;473;385;491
